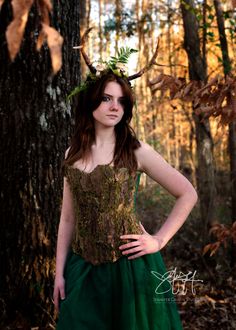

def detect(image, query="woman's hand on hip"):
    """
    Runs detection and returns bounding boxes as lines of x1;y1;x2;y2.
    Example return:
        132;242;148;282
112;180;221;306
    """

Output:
119;222;165;260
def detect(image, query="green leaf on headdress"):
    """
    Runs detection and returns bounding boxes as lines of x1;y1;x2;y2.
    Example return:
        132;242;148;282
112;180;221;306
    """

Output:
67;47;138;100
109;68;122;77
66;82;87;100
108;47;138;68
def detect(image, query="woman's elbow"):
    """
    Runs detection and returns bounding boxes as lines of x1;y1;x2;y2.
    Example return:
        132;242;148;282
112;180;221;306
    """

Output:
179;181;198;205
188;186;198;205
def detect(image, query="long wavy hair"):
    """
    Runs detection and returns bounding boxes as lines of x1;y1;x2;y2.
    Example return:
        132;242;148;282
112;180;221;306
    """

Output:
64;71;141;173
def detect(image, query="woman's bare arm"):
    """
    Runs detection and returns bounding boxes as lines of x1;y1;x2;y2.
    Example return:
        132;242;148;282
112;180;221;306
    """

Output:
54;150;76;311
55;177;76;277
119;141;198;259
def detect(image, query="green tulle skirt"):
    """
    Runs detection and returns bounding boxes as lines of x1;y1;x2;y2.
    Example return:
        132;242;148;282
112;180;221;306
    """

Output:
56;251;183;330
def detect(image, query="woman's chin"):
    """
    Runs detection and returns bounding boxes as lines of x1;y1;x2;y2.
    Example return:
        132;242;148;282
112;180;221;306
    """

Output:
95;120;120;128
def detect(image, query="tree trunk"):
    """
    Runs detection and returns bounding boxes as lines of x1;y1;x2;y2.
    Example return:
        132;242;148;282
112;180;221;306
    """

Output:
202;0;208;76
181;0;217;242
99;0;104;59
115;0;122;52
0;1;80;327
229;122;236;222
214;0;236;266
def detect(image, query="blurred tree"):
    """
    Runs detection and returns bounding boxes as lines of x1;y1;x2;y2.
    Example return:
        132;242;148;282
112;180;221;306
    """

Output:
181;0;217;242
0;0;80;326
115;0;122;51
213;0;236;265
79;0;88;78
99;0;104;58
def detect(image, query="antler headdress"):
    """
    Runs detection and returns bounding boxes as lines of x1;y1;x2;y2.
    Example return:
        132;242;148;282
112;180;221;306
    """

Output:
69;28;159;98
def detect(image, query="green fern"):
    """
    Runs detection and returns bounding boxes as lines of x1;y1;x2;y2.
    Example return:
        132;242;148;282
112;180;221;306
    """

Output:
67;47;138;99
66;80;91;100
108;47;138;68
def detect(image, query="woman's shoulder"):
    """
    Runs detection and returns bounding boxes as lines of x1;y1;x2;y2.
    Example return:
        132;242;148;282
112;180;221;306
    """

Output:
135;140;158;156
135;140;158;172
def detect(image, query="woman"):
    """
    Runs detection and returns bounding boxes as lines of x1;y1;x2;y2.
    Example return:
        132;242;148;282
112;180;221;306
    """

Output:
53;48;198;329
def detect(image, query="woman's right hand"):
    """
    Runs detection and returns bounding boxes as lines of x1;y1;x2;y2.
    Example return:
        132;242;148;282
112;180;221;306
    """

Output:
53;275;66;312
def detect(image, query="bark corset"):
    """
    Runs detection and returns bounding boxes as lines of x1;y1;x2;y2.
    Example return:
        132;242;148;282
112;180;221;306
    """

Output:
64;164;143;265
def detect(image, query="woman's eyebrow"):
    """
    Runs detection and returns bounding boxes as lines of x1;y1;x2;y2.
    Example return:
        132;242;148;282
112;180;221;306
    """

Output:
104;93;125;99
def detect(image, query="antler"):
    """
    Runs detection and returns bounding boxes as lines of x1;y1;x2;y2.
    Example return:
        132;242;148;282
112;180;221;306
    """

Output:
73;27;96;74
127;39;159;81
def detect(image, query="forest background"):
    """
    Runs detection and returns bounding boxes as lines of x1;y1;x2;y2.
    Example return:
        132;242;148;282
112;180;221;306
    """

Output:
0;0;236;329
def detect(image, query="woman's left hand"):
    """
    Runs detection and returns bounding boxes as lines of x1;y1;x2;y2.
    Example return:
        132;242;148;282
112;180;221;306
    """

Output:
119;222;165;260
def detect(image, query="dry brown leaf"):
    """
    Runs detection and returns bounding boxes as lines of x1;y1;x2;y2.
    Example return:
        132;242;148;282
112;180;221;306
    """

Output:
170;87;181;99
202;241;221;256
195;75;220;95
215;92;226;109
36;30;45;51
172;90;183;99
41;0;52;11
193;97;201;108
203;222;236;255
209;242;221;256
204;295;217;309
202;243;212;256
36;0;63;73
6;0;34;61
149;74;164;86
150;80;165;91
37;0;51;25
42;23;63;74
209;224;220;235
149;73;236;124
182;82;194;97
232;0;236;8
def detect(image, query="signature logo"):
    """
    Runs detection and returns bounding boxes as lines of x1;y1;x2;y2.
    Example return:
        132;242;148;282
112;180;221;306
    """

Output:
151;267;203;295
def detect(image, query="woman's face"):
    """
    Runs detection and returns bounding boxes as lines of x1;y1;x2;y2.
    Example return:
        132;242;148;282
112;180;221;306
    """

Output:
92;81;125;127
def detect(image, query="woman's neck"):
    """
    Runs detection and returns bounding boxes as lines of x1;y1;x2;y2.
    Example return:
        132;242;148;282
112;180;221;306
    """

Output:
93;125;116;147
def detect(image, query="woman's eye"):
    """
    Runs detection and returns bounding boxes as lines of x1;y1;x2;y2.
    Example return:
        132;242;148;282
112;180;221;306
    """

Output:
102;96;110;102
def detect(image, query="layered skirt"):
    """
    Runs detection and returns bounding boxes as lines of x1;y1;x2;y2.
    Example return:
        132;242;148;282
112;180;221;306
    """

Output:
57;251;183;330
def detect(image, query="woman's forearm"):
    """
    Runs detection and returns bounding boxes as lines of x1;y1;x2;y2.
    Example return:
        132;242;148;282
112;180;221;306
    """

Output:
153;189;198;246
55;219;75;277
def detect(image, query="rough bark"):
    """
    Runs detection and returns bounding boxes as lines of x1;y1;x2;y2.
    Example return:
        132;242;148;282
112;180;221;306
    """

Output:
214;0;236;266
202;0;208;75
181;0;217;241
0;0;80;326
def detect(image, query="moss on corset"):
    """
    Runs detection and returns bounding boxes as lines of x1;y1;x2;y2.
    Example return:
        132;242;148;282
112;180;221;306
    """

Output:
64;164;143;265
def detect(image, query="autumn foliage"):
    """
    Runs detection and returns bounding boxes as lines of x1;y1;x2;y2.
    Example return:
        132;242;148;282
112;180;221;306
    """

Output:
203;221;236;256
1;0;63;74
148;73;236;125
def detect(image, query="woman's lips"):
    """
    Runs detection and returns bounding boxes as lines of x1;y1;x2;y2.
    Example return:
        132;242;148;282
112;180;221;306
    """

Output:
106;115;118;119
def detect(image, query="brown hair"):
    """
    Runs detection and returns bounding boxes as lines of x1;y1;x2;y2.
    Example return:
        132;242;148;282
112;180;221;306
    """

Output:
64;71;141;173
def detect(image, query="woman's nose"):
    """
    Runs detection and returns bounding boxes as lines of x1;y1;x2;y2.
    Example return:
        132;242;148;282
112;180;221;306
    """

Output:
110;99;119;110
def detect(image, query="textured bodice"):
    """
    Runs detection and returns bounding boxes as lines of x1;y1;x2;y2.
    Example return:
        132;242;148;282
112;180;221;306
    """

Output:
64;164;143;265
